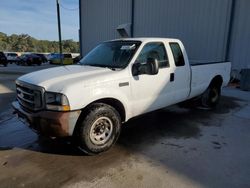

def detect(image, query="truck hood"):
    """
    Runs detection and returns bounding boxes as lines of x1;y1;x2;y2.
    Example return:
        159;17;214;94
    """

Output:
18;65;124;92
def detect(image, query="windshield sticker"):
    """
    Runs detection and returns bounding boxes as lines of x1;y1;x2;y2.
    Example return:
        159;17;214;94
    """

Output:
120;44;136;50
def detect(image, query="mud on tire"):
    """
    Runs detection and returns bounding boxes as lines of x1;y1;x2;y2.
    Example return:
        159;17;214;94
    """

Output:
76;103;121;155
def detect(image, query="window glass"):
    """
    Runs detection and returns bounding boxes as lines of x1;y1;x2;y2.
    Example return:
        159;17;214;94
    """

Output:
136;42;169;68
64;54;72;58
80;41;141;69
169;43;185;66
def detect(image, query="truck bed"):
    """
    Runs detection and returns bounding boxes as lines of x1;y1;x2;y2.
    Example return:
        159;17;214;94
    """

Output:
188;61;231;99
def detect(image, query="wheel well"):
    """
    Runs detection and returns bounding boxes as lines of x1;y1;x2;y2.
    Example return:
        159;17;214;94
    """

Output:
81;98;126;122
210;75;223;88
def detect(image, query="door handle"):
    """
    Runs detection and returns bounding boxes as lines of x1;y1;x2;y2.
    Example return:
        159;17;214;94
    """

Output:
170;73;175;82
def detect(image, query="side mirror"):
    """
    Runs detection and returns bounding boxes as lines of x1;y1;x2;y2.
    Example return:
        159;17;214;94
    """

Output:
132;58;159;76
147;57;159;75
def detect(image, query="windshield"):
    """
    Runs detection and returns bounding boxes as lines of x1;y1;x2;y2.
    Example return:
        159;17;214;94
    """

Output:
80;41;141;69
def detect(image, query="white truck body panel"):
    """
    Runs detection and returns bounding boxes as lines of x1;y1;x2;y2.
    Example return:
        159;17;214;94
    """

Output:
17;38;231;122
19;65;132;119
189;62;231;99
127;39;191;117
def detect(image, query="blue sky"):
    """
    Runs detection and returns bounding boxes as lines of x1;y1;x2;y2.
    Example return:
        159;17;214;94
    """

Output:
0;0;79;41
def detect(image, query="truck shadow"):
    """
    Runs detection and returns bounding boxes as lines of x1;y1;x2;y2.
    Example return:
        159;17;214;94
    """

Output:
118;96;241;149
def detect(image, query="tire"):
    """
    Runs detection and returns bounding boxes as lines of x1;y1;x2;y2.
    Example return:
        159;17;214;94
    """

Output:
76;103;121;155
200;84;221;108
4;63;7;67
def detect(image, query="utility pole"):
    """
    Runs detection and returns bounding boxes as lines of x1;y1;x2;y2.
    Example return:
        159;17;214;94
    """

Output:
56;0;63;65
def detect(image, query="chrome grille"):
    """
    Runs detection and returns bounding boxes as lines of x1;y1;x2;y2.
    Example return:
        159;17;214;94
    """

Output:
16;81;44;111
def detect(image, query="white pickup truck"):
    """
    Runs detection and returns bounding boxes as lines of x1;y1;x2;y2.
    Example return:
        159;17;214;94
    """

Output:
13;38;231;154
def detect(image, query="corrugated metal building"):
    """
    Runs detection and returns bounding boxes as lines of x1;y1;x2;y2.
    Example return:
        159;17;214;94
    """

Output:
79;0;250;70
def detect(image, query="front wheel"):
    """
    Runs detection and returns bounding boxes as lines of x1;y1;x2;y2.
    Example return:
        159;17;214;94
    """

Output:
76;103;121;155
200;84;221;108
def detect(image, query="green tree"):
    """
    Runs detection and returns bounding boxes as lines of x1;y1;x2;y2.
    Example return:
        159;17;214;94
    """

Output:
0;32;80;53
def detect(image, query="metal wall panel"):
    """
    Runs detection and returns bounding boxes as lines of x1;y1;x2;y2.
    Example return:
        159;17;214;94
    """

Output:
229;0;250;69
133;0;232;62
80;0;131;54
80;0;250;69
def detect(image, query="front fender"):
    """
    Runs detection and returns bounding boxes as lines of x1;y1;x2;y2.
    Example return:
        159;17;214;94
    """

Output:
66;83;132;121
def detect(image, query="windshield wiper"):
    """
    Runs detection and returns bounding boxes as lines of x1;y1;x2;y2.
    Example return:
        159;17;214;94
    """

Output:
105;67;117;71
83;64;118;71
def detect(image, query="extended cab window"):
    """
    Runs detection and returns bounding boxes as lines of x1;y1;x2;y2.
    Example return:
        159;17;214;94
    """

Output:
170;43;185;66
136;42;169;68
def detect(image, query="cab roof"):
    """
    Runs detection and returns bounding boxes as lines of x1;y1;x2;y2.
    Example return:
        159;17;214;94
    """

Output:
111;37;181;43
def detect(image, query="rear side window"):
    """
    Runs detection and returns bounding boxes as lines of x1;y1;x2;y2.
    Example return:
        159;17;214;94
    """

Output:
170;43;185;67
9;53;17;57
64;54;72;58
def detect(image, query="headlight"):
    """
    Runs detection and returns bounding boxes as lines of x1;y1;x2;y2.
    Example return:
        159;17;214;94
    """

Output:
45;92;70;111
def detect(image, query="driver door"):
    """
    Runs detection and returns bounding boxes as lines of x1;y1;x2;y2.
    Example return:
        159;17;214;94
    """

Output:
130;42;175;117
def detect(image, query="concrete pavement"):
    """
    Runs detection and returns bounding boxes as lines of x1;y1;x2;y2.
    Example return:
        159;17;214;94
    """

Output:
0;69;250;188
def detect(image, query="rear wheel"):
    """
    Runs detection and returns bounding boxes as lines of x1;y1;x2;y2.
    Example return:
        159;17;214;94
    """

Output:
200;84;221;108
76;103;121;155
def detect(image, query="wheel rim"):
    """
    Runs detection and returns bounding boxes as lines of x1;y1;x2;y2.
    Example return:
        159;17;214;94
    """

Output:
210;88;219;103
90;117;113;146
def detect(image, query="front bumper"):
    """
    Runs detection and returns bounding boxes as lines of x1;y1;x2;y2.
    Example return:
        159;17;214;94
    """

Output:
12;101;81;137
